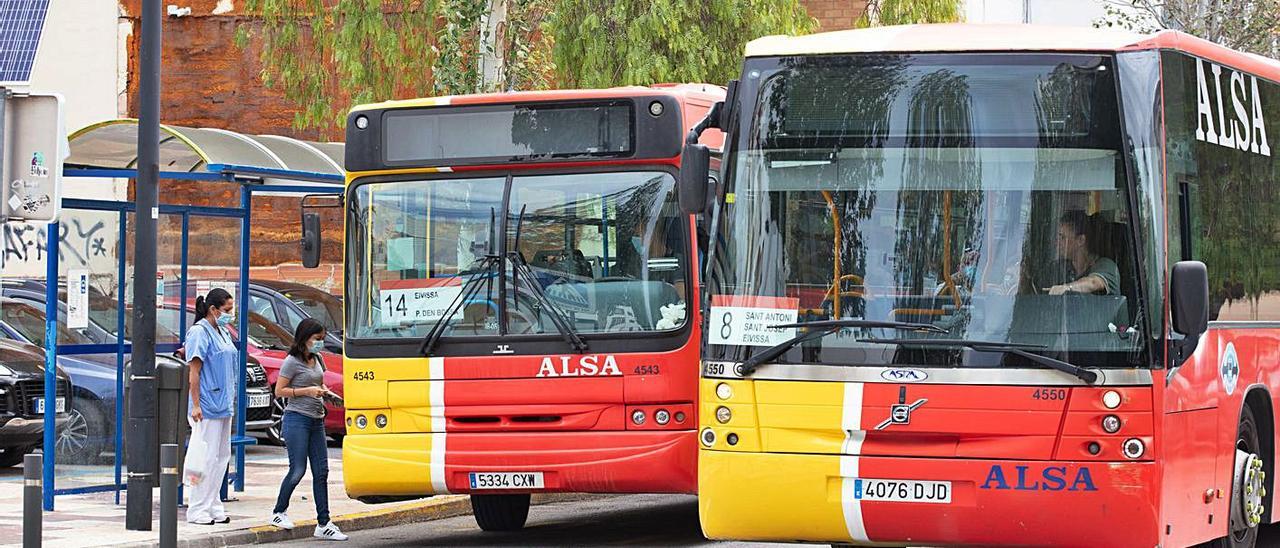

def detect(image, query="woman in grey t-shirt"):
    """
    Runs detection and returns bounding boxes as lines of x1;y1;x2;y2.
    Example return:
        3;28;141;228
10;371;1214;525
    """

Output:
268;318;348;541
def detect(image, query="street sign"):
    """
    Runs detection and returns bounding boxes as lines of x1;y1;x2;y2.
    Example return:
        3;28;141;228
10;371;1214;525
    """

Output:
0;92;66;222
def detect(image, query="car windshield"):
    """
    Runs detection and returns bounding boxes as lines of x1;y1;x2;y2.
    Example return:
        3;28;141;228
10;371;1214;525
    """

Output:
0;299;95;345
347;171;690;340
279;287;342;334
708;53;1149;368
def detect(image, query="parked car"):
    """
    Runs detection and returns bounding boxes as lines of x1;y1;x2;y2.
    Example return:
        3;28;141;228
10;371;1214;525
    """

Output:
0;338;72;467
0;283;273;462
166;280;343;353
158;305;344;445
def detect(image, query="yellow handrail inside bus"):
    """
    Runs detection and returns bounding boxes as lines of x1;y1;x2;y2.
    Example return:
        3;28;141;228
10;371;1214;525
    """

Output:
821;191;842;317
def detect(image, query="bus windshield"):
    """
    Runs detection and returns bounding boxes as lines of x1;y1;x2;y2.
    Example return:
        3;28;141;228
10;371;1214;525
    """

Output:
347;171;690;341
709;53;1149;368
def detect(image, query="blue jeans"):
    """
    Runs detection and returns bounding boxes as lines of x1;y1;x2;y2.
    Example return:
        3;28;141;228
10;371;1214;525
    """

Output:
272;411;330;524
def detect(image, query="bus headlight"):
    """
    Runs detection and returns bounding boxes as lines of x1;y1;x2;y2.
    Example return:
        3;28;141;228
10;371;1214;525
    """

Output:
1101;415;1121;434
700;428;716;447
375;414;388;428
355;415;368;429
1123;438;1145;459
354;114;369;130
1103;390;1122;409
655;409;671;425
631;409;646;425
715;406;732;424
715;383;733;400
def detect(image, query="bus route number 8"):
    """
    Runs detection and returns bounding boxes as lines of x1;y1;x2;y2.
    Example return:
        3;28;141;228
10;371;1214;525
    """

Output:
720;311;733;341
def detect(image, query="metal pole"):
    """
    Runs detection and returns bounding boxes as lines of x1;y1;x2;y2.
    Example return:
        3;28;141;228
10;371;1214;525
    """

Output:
127;0;162;530
159;444;177;548
234;188;251;491
23;453;41;548
42;221;57;512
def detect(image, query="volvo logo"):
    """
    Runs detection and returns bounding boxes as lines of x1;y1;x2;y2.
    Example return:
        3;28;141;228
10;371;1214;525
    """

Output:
493;344;514;355
875;386;927;430
881;368;928;382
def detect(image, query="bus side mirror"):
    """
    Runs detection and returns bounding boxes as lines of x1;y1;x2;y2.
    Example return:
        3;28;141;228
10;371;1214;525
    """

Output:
1171;260;1208;338
679;143;710;215
301;212;322;268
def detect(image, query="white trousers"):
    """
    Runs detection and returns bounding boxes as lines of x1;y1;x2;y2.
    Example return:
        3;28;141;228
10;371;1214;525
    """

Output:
186;416;232;523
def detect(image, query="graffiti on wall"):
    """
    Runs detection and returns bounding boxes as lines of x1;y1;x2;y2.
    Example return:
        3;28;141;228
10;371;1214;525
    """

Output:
2;219;117;274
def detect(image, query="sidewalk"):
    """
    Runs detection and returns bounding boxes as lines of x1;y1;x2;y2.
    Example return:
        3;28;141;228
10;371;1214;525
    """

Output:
0;443;470;547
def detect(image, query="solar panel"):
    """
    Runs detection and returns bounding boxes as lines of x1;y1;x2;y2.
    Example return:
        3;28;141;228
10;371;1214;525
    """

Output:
0;0;49;85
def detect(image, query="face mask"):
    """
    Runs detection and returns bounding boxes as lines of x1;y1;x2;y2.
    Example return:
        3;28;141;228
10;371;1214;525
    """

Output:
309;340;325;354
216;312;233;326
963;265;977;282
631;236;643;253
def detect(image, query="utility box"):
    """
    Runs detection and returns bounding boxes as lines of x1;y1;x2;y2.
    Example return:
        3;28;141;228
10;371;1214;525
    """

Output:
0;93;66;222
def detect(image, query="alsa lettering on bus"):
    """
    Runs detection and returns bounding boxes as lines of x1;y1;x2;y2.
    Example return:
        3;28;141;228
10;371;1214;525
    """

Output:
536;354;624;377
1194;58;1271;156
979;464;1098;492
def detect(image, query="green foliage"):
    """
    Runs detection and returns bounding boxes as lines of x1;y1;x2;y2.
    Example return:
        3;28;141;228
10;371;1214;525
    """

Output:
1094;0;1280;58
239;0;818;131
237;0;445;131
544;0;816;89
856;0;964;27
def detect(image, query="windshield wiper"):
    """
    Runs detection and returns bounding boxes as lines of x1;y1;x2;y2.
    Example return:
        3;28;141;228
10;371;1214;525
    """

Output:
419;208;501;357
506;204;588;353
739;319;946;376
859;338;1099;384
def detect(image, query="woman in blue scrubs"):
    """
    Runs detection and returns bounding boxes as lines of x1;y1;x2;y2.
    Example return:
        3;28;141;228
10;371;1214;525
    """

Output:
185;287;238;524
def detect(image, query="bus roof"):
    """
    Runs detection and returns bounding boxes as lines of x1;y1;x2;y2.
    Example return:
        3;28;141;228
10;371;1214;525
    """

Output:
745;23;1280;82
350;83;725;113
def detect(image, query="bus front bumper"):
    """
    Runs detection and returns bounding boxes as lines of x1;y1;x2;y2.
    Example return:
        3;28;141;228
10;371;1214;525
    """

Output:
698;449;1159;547
343;430;695;498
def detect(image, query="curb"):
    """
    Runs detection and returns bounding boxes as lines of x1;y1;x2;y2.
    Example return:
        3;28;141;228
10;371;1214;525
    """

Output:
114;493;591;547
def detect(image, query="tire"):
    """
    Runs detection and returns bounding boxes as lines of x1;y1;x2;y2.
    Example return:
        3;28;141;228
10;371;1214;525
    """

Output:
56;401;107;464
0;446;31;468
1209;405;1266;548
470;494;531;532
265;390;286;446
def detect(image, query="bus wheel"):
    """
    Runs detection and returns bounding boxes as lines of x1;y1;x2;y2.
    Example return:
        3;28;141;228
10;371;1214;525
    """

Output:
1215;405;1266;548
470;494;531;532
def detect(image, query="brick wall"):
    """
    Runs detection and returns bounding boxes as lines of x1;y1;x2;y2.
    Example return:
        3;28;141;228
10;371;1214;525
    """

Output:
800;0;867;31
119;1;343;282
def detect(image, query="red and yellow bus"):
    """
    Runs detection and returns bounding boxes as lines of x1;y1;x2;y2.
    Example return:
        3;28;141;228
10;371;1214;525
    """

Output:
679;24;1280;547
338;85;723;530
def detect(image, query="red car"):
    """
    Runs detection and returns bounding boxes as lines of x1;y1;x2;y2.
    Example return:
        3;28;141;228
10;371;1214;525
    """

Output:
158;305;345;444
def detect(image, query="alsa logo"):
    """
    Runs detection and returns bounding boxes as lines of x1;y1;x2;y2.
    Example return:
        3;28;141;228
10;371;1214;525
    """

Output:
979;465;1097;492
536;355;623;378
1194;59;1272;157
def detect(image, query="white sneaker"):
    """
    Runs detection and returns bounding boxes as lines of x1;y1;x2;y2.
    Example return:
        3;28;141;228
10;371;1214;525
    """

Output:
314;522;349;541
269;512;294;530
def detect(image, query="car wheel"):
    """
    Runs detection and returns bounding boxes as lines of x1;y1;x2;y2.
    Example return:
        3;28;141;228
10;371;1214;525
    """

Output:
266;391;287;446
57;402;106;464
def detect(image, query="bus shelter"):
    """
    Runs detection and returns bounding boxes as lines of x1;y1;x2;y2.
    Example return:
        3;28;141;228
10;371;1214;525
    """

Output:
19;120;344;510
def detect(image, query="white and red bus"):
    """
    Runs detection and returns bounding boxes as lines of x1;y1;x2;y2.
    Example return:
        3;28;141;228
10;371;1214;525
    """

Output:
336;85;723;531
678;24;1280;547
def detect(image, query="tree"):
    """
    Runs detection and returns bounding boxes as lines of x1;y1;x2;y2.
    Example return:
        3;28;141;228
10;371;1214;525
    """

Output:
238;0;814;132
856;0;964;27
544;0;815;89
236;0;544;131
1095;0;1280;57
